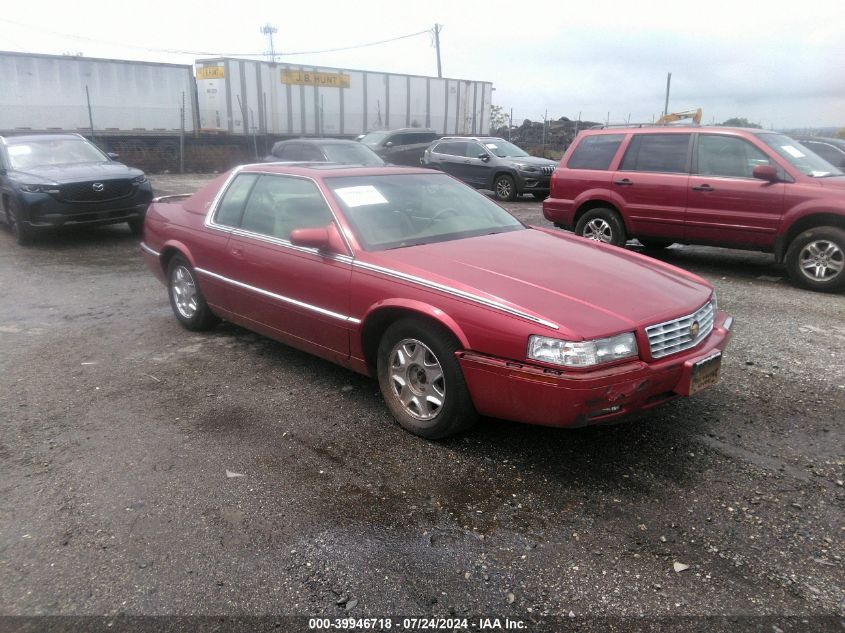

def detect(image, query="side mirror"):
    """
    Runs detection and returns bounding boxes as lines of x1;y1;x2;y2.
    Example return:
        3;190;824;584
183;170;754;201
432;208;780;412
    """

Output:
289;223;346;253
107;152;120;160
479;153;490;162
384;141;394;148
752;164;779;182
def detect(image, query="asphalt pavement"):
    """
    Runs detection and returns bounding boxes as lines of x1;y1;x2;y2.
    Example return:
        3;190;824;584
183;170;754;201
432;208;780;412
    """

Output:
0;174;842;631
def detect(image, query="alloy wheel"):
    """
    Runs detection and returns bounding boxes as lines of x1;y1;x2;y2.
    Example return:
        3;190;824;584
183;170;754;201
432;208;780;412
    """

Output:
583;218;614;243
799;239;844;282
171;265;199;319
496;178;512;198
388;338;445;421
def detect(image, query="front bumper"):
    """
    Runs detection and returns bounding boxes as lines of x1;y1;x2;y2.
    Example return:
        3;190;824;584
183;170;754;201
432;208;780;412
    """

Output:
516;171;551;193
458;310;733;428
15;184;153;231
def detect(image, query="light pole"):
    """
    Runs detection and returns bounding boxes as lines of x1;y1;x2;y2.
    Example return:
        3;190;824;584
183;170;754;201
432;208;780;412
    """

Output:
261;24;278;62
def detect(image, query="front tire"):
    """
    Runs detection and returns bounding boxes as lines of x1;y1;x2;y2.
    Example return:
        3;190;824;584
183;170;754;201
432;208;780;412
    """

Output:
493;174;517;201
167;255;219;330
784;226;845;292
6;199;34;246
377;318;477;439
575;208;627;247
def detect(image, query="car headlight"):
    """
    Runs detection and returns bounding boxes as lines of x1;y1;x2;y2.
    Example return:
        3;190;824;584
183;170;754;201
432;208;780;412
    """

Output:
527;332;639;368
132;175;148;185
514;163;539;172
19;183;59;194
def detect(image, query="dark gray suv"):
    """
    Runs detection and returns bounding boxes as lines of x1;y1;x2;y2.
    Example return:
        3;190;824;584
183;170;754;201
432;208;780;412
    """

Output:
423;136;557;201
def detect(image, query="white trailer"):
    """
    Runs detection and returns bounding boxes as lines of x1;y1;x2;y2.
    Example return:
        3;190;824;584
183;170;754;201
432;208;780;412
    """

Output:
195;58;492;138
0;51;197;136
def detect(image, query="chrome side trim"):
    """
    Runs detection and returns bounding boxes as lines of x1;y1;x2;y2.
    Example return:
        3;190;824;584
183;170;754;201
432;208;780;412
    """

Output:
194;267;361;325
140;242;160;257
152;193;193;204
351;261;560;330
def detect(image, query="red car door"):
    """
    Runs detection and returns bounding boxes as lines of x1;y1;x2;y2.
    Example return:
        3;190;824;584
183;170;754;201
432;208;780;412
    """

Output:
612;132;691;240
223;174;353;362
685;133;785;247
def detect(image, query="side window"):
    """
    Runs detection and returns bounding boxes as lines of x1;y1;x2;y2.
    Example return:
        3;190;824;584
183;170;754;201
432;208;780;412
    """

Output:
566;134;624;170
239;175;334;240
620;134;691;173
276;144;302;161
804;142;845;167
696;135;771;179
433;142;465;157
385;135;400;147
465;142;485;158
298;144;325;161
214;173;259;227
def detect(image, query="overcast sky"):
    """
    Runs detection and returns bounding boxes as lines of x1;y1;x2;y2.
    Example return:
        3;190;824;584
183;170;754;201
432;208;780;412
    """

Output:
2;0;843;129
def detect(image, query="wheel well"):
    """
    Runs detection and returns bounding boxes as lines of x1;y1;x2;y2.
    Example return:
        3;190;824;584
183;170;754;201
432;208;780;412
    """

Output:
158;246;184;273
360;308;460;375
779;213;845;261
574;200;624;229
491;170;515;187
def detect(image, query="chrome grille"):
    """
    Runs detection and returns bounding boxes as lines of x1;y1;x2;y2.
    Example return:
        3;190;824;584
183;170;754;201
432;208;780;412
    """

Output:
541;165;555;175
646;300;714;359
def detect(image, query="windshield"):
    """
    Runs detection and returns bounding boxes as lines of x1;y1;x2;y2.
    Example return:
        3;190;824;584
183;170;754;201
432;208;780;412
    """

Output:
326;173;524;250
359;131;390;148
756;133;844;178
322;143;384;166
483;139;529;158
6;138;108;170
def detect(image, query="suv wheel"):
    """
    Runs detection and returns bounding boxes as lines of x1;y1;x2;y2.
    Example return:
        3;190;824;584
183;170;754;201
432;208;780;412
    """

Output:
493;174;517;201
575;208;627;247
5;199;34;246
785;226;845;292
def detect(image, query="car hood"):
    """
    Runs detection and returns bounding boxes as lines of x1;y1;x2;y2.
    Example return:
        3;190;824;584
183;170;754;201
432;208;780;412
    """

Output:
815;175;845;190
366;229;712;339
505;156;558;167
9;162;141;184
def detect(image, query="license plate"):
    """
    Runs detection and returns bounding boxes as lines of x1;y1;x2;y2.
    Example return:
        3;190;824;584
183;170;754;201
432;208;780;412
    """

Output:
689;352;722;395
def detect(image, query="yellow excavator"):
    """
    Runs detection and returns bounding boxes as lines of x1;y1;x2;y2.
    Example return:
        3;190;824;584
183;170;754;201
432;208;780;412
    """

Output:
657;108;703;125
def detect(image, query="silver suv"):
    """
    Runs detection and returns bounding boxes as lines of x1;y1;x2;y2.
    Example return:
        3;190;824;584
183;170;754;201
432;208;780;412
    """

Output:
423;136;557;201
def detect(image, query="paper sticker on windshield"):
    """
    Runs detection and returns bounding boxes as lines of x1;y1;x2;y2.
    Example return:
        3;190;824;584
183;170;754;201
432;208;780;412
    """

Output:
334;185;388;207
810;170;831;177
7;145;32;155
781;145;805;158
485;143;498;149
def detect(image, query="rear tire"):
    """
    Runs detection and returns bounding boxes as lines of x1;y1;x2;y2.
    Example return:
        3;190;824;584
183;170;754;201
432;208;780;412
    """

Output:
638;238;673;250
784;226;845;292
377;318;477;439
493;174;517;201
166;255;219;330
575;208;627;247
6;199;34;246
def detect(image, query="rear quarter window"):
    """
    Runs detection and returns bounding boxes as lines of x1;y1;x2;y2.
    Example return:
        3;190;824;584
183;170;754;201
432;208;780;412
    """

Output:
566;134;624;170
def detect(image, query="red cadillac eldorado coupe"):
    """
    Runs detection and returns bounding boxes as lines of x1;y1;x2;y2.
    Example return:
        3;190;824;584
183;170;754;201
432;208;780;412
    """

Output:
141;164;733;438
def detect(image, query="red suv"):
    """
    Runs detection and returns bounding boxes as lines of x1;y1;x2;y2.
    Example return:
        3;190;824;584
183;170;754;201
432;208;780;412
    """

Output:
543;127;845;292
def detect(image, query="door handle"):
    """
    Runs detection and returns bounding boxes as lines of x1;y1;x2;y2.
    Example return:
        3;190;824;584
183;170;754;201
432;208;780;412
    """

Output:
613;178;633;186
692;184;714;192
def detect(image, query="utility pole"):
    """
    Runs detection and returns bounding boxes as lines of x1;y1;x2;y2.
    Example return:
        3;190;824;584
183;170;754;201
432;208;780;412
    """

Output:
260;24;278;62
433;24;443;78
663;72;672;118
509;107;513;141
542;109;548;156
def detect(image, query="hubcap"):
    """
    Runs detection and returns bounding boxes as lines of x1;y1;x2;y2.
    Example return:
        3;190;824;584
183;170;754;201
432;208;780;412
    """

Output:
171;265;199;319
799;239;844;282
583;218;613;243
388;338;445;421
496;178;512;198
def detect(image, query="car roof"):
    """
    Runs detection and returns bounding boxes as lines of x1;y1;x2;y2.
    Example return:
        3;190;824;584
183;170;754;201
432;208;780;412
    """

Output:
580;126;781;136
273;138;361;146
364;128;437;134
238;162;435;178
1;133;87;144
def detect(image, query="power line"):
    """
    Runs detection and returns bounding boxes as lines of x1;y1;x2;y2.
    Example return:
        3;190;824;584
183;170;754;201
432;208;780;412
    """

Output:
0;18;433;58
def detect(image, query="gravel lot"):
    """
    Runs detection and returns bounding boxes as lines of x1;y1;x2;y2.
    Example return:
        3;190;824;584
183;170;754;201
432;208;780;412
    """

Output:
1;174;843;630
